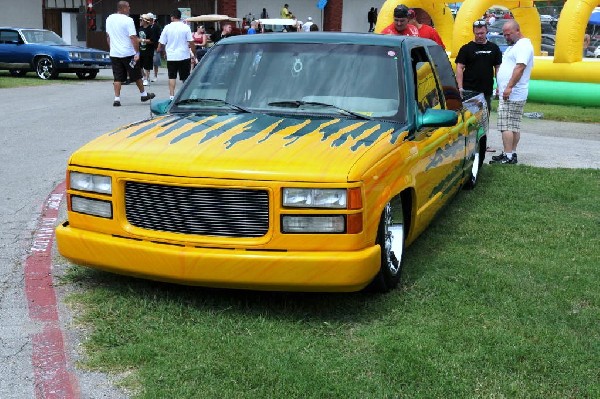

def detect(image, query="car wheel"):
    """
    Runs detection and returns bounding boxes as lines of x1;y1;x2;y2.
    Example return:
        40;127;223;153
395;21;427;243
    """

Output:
76;71;98;79
367;198;405;292
464;137;484;189
35;56;58;80
9;69;28;77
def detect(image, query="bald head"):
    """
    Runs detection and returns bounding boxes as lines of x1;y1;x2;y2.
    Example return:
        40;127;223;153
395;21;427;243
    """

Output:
502;19;523;45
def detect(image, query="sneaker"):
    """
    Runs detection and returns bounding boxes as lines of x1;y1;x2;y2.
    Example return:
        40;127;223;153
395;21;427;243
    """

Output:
489;153;517;164
113;100;121;107
122;79;131;85
143;79;149;86
141;93;155;102
486;146;496;152
512;153;518;164
491;152;505;161
151;76;157;82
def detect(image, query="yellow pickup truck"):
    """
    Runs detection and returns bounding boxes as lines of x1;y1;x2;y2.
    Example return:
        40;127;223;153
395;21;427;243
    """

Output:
56;33;488;292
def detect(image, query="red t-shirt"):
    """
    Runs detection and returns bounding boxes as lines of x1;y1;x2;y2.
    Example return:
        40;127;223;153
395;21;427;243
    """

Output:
417;24;445;49
381;23;419;36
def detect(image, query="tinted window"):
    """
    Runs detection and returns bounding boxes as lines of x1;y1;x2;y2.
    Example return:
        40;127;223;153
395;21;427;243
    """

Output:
428;45;462;111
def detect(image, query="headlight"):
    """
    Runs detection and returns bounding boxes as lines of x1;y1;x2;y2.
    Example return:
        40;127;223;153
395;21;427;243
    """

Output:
71;196;113;218
281;215;345;233
70;172;112;194
282;188;347;209
101;53;110;60
69;52;81;59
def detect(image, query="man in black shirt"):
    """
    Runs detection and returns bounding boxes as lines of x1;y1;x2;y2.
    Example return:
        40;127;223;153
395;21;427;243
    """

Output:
455;20;503;116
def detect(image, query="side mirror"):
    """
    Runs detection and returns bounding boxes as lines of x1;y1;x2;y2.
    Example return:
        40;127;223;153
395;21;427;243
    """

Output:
418;108;458;128
150;99;172;115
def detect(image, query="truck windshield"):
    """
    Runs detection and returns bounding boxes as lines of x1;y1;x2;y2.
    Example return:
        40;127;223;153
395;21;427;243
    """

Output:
176;42;406;122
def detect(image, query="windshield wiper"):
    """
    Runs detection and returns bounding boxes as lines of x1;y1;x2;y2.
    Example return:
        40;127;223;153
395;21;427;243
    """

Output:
174;98;251;113
267;100;372;120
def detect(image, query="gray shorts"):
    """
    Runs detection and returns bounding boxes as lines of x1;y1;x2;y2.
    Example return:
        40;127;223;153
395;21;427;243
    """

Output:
497;99;526;133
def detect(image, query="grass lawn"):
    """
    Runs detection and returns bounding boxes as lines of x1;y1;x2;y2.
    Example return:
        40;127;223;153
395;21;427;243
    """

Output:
60;165;600;398
0;70;111;88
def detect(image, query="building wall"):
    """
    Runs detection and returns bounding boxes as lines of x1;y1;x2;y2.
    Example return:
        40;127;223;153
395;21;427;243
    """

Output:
0;0;43;28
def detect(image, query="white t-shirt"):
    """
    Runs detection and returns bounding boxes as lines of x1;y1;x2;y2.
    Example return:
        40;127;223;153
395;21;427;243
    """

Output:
105;13;136;58
158;21;193;61
497;37;534;101
302;21;314;32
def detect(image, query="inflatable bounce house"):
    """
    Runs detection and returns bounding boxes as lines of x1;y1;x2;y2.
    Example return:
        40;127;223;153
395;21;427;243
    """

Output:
375;0;600;107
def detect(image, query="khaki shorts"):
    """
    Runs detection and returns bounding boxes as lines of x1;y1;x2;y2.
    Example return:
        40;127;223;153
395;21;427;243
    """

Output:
497;99;526;133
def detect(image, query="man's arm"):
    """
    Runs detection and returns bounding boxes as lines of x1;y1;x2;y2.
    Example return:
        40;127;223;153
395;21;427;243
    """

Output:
130;34;140;61
455;62;465;91
502;63;526;100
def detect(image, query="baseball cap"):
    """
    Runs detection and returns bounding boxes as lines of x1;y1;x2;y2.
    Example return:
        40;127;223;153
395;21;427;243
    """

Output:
146;12;156;20
394;5;410;19
407;9;416;19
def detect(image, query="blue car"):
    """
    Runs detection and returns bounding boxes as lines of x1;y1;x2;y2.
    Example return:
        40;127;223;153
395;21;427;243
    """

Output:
0;27;110;79
487;33;509;53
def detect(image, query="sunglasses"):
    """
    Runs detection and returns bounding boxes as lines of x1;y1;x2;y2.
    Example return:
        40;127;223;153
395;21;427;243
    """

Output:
473;20;487;27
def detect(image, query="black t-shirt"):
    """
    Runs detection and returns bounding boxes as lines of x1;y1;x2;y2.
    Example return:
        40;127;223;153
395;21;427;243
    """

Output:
148;23;161;51
455;40;503;96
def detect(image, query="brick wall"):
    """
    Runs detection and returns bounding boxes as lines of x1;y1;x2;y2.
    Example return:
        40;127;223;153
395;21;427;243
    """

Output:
218;0;237;17
323;0;343;31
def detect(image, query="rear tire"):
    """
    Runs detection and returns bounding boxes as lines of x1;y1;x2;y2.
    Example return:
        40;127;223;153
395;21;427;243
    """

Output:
367;197;405;292
464;137;484;190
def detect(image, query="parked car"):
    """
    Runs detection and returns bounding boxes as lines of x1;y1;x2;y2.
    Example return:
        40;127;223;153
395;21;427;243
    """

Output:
541;33;556;56
0;27;110;79
487;33;509;52
56;33;488;293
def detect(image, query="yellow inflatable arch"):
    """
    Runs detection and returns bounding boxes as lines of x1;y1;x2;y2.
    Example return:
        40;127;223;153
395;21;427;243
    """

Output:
375;0;600;105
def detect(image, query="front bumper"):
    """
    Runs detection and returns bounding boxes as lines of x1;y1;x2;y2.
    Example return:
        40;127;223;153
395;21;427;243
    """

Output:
56;222;381;292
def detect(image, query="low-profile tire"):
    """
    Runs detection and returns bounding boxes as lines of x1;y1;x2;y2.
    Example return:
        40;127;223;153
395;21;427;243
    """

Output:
76;70;98;79
9;69;28;77
464;137;484;190
35;56;58;80
366;197;405;292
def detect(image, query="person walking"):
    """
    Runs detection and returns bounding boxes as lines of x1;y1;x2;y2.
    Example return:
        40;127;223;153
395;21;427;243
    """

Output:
455;19;502;115
490;20;534;165
381;5;419;36
407;8;445;48
368;7;377;32
105;1;155;107
157;9;196;101
137;15;154;86
146;12;162;82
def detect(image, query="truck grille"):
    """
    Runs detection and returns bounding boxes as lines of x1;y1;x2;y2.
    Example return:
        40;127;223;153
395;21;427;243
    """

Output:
125;182;269;238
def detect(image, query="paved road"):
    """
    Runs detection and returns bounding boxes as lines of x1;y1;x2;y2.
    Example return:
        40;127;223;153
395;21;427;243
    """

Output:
0;69;598;398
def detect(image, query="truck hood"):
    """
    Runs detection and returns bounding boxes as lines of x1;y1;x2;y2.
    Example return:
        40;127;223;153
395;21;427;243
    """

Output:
70;113;406;182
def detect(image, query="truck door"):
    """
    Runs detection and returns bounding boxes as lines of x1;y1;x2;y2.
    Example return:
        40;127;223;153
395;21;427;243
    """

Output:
409;47;462;227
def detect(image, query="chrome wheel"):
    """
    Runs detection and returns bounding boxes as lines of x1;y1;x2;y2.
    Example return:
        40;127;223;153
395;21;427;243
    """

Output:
36;56;57;80
368;197;405;292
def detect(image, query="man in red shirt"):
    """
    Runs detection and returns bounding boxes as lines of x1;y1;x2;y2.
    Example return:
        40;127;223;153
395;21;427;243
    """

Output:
381;5;419;36
407;9;445;49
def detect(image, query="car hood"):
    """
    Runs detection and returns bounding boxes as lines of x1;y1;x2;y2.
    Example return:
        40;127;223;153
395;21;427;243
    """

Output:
45;44;107;53
70;113;407;182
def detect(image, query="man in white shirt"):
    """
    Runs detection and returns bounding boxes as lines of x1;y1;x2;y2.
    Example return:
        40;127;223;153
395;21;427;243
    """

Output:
490;20;534;165
302;17;314;32
157;9;196;100
105;1;154;106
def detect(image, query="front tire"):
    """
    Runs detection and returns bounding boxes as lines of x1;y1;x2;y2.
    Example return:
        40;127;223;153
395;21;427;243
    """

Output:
367;198;405;292
35;56;58;80
76;70;98;79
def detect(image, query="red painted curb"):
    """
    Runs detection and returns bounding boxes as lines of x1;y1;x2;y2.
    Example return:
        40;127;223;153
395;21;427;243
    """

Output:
25;181;79;399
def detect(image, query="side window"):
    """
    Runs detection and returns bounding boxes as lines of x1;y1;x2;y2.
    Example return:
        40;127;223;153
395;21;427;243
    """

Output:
0;30;20;44
428;45;462;111
411;47;440;112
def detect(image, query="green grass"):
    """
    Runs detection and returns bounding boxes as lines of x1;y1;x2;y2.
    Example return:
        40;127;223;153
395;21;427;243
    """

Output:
0;70;110;88
61;166;600;398
490;99;600;123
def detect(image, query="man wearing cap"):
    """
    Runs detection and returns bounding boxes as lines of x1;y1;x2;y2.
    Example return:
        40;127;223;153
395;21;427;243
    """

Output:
157;9;196;100
407;9;445;49
138;14;154;85
381;5;419;36
105;1;155;106
146;12;162;82
302;17;314;32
